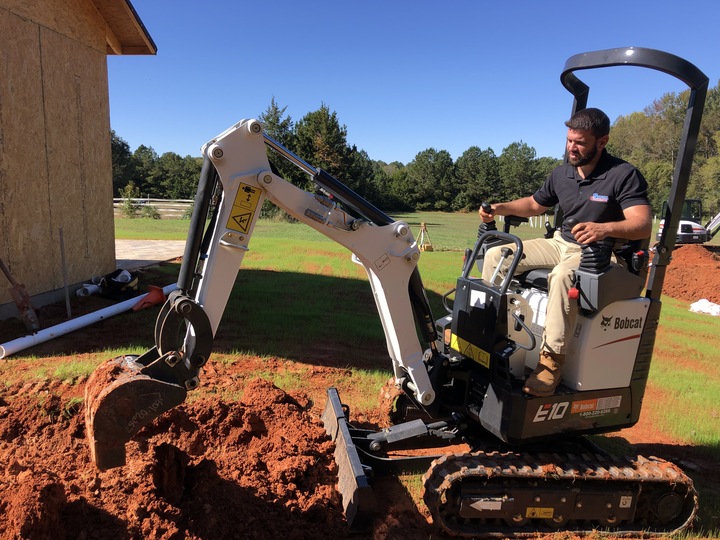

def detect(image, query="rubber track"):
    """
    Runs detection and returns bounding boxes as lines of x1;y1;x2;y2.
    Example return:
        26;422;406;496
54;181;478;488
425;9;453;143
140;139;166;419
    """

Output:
422;450;698;538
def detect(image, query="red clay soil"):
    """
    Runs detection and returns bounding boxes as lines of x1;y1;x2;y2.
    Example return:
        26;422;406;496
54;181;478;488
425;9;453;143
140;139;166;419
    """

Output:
0;245;718;539
0;372;436;540
0;362;431;539
659;244;720;303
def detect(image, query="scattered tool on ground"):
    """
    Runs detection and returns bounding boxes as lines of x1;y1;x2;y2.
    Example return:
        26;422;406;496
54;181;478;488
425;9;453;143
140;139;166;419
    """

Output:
0;257;40;333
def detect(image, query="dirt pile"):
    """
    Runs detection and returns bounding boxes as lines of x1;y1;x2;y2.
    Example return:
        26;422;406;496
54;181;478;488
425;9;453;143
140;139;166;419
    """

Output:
662;244;720;303
0;378;352;539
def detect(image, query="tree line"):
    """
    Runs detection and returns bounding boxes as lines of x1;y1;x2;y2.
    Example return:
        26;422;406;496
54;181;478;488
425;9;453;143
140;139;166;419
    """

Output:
608;83;720;217
112;83;720;218
111;139;203;202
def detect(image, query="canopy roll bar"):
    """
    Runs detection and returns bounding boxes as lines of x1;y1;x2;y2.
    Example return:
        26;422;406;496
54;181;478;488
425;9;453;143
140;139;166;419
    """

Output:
559;47;709;300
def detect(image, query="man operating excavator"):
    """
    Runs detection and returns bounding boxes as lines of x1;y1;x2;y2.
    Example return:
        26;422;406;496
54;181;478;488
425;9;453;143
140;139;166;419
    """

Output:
479;107;652;397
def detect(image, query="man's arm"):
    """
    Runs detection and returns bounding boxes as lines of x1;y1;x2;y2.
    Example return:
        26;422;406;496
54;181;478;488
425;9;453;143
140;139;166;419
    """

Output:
571;204;652;244
479;196;549;222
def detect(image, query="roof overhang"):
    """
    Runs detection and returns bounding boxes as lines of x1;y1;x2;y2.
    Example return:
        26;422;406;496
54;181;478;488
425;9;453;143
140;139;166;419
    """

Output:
92;0;157;55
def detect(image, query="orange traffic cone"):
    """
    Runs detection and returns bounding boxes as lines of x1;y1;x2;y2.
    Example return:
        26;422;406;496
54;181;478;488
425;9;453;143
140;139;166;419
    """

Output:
132;285;166;311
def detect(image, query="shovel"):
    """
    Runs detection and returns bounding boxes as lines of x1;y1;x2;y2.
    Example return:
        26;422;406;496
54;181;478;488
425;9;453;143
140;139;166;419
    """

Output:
0;258;40;333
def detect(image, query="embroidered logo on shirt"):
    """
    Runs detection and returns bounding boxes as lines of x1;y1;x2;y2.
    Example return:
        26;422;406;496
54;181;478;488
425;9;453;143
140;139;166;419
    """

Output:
590;193;609;202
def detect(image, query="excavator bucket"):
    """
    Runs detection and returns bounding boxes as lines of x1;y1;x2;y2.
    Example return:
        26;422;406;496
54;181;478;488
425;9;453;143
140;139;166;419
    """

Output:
85;355;187;470
85;290;212;470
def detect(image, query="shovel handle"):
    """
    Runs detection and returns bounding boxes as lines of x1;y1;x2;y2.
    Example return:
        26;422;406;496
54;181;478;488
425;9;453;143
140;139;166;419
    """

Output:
0;258;20;287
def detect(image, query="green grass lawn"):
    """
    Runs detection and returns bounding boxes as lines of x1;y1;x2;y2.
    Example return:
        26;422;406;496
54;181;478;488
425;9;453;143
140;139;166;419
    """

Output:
115;217;192;240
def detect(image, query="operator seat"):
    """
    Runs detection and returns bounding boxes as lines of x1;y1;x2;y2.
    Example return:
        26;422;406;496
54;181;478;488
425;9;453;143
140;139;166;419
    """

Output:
514;238;650;295
516;268;550;291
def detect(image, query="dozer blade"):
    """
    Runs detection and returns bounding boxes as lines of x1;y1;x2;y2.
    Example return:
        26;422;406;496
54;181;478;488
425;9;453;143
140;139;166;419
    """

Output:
85;355;187;470
322;387;375;530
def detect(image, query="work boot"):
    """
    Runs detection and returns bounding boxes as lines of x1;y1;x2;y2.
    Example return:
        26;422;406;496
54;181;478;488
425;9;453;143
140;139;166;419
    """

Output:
523;352;565;397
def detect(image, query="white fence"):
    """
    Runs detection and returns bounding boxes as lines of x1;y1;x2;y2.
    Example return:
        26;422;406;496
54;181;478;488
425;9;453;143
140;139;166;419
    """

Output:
113;198;193;219
114;202;665;224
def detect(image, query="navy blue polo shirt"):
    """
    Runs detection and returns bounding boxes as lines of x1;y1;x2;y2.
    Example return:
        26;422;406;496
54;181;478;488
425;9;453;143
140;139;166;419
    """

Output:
533;150;650;243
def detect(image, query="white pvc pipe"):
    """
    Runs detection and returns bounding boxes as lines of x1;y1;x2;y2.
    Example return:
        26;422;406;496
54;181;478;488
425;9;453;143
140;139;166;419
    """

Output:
76;284;100;297
0;283;178;359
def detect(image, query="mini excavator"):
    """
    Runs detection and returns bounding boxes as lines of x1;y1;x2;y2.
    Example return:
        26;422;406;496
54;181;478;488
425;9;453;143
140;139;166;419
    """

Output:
85;47;708;537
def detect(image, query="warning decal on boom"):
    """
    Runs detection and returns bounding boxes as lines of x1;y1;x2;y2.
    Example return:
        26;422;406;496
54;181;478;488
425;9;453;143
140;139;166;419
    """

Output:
226;183;263;234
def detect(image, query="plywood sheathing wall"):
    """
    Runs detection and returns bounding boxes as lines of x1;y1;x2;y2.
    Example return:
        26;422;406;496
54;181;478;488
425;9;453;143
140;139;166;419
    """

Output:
0;0;115;307
0;10;51;300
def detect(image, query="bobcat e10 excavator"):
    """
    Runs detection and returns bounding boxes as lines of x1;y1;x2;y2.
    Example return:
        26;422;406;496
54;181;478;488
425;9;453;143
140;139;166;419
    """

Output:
85;47;708;537
656;198;720;244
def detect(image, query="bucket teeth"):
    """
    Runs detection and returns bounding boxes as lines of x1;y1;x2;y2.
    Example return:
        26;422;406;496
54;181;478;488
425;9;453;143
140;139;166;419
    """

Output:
85;356;187;470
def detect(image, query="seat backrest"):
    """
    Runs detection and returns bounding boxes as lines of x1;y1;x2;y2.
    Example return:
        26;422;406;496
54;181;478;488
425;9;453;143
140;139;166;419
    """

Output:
516;268;550;291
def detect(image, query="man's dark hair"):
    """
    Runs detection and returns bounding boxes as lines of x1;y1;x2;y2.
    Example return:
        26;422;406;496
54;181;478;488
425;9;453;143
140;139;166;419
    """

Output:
565;108;610;138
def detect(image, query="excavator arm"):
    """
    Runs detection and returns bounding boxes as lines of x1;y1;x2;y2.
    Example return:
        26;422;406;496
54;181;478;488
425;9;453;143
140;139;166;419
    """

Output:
85;119;437;470
705;209;720;240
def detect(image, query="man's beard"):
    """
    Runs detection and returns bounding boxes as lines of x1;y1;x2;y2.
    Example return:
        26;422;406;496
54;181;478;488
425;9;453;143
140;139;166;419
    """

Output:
568;145;598;167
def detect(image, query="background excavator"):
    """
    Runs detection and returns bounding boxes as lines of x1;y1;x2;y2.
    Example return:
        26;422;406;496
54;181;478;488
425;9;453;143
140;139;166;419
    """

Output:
656;198;720;244
84;47;708;537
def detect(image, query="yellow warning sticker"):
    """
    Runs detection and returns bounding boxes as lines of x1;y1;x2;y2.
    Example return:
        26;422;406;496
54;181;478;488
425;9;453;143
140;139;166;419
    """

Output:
229;213;253;232
526;507;554;519
449;334;490;368
226;183;263;234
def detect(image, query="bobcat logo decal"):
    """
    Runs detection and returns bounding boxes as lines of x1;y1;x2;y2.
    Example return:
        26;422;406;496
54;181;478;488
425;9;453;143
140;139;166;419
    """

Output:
601;315;613;330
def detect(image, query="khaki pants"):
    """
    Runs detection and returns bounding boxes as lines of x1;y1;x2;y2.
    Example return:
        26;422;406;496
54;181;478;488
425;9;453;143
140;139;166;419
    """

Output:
481;232;582;355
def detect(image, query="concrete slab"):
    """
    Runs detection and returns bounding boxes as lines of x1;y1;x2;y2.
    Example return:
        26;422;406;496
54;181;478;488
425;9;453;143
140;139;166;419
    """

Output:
115;239;186;271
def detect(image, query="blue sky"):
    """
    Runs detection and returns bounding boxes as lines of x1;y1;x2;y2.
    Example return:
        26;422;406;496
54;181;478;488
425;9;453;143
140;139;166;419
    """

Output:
108;1;720;165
